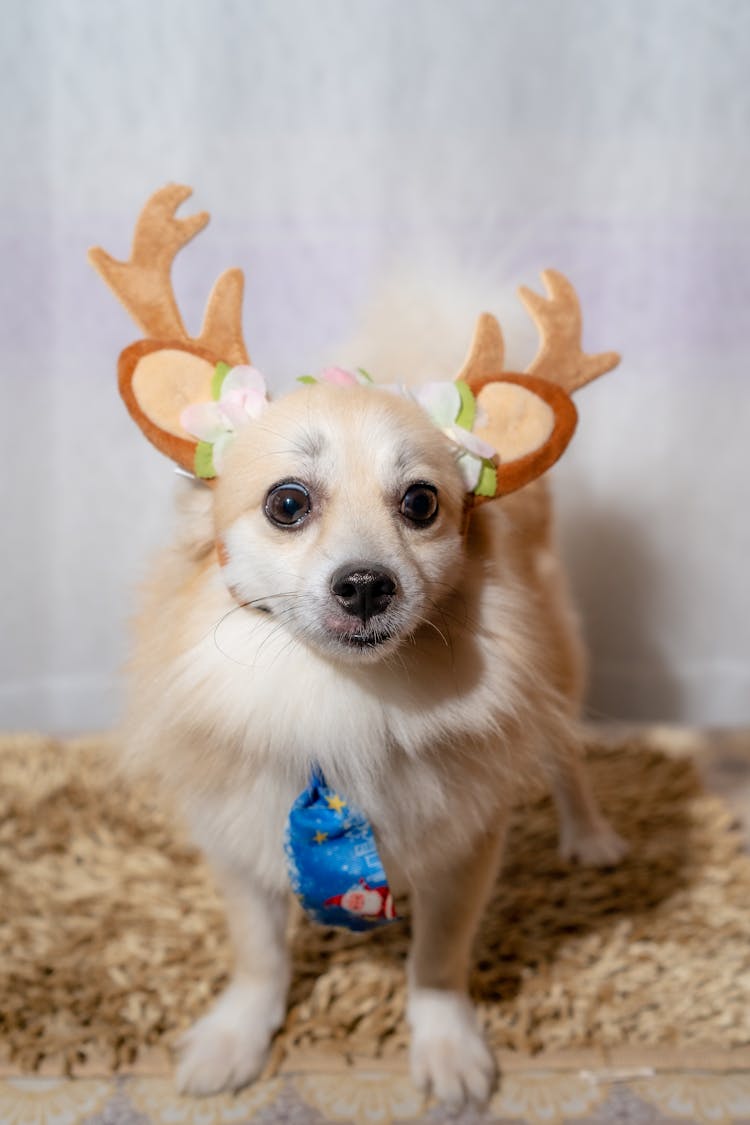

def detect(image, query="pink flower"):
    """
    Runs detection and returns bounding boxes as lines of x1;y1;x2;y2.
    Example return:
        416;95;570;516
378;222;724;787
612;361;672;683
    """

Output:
180;365;268;472
318;366;360;387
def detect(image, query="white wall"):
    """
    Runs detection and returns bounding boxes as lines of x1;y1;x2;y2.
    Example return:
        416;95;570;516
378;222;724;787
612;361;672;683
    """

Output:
1;0;748;731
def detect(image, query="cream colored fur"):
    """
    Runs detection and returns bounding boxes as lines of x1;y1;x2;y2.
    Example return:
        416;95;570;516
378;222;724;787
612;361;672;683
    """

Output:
123;383;626;1107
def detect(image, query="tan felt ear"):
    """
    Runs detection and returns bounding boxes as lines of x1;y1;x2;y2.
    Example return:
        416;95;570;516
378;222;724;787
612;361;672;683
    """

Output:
470;373;578;503
131;348;215;439
475;382;555;461
118;339;218;475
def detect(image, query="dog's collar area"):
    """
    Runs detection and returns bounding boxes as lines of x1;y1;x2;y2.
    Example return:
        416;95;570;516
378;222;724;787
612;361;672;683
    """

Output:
285;767;398;931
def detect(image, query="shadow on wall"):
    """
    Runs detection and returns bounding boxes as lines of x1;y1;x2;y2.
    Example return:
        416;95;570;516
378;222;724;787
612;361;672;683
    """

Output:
560;501;683;723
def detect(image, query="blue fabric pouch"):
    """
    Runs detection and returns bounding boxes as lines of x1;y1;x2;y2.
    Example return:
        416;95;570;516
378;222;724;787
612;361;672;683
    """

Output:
284;768;398;932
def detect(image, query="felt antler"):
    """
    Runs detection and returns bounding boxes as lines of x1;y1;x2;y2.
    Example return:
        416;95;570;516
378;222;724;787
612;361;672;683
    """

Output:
519;268;619;393
455;313;506;388
456;271;620;505
89;183;248;365
88;184;250;476
89;184;208;342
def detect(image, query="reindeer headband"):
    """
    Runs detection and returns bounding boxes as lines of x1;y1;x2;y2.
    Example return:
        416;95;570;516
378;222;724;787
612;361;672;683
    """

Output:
89;184;619;507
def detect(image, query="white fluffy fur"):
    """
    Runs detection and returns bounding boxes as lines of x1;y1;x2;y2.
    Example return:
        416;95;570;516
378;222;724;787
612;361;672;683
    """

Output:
123;382;626;1104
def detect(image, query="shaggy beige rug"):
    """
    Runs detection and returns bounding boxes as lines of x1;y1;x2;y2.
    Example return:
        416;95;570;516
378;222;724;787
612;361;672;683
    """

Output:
1;731;749;1078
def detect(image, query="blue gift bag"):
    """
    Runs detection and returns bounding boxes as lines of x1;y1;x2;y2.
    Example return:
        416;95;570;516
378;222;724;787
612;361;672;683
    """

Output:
284;768;398;931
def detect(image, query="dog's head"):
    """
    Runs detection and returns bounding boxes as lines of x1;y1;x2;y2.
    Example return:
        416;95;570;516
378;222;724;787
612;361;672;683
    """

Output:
89;184;619;663
212;382;467;662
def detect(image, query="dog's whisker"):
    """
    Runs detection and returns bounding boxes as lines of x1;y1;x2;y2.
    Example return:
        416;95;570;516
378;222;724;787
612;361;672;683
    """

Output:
217;610;300;670
383;644;410;679
412;612;451;649
427;597;483;637
429;580;477;631
267;624;312;671
252;608;303;664
432;603;458;667
209;595;305;668
207;591;300;642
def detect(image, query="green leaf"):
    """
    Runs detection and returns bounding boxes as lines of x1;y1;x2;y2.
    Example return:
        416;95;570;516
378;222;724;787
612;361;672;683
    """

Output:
356;367;374;383
211;361;232;400
475;461;497;497
297;375;318;385
455;380;476;431
194;441;216;479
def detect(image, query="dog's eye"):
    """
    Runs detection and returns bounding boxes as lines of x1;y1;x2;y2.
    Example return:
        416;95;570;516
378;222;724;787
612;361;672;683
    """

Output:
400;483;439;526
265;482;312;527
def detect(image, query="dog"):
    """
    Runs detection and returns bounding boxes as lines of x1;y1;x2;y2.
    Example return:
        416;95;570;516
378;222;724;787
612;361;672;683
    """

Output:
91;185;627;1108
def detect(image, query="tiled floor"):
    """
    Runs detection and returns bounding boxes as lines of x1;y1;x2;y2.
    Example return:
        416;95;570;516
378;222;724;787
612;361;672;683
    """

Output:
3;1063;750;1124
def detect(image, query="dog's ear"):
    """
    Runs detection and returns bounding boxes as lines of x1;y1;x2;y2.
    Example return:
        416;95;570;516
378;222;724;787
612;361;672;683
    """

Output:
470;370;578;500
456;271;619;506
89;184;249;479
115;340;220;476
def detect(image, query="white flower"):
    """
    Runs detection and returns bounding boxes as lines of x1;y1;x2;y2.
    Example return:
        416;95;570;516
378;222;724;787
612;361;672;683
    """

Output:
411;382;497;490
180;366;268;472
413;381;462;428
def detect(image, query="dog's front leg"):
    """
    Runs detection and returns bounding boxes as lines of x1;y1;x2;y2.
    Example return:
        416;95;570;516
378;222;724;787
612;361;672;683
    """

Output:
406;824;506;1109
176;866;289;1096
548;741;629;867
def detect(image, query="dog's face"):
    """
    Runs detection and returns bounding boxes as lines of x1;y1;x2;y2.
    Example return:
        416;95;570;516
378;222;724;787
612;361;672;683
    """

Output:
212;384;467;663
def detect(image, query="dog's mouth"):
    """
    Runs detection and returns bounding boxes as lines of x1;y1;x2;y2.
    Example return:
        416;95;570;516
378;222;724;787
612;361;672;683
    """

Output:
337;630;393;649
320;614;398;656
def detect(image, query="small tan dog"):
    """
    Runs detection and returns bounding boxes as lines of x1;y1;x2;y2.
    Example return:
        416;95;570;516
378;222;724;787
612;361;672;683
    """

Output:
91;186;626;1108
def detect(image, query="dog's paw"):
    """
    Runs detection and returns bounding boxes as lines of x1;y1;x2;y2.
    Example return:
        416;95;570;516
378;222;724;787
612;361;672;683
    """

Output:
408;988;496;1108
559;819;629;867
175;979;284;1097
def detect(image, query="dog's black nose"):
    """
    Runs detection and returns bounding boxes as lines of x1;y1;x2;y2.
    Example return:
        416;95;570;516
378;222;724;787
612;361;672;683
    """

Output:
330;564;397;623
